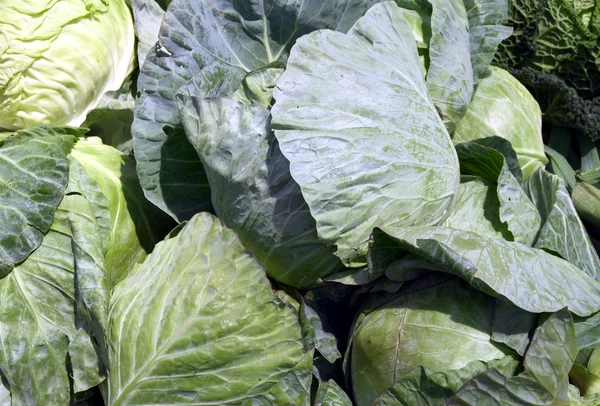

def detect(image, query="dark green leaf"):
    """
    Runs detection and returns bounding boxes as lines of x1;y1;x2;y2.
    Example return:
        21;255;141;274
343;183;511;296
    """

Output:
132;0;382;221
0;126;77;276
491;299;537;356
372;226;600;316
177;94;341;287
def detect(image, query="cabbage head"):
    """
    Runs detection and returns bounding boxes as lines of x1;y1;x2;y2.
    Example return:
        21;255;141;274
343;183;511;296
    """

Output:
453;66;548;180
0;0;135;131
348;275;515;406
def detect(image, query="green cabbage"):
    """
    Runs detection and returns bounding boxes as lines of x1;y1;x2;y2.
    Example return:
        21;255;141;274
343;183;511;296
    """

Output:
0;0;135;131
453;67;548;180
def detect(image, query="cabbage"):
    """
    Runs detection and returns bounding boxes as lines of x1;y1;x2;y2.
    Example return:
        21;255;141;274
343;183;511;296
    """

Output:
453;66;548;180
0;0;135;131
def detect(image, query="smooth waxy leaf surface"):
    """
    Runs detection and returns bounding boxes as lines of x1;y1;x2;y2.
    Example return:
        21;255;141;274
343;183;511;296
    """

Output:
350;277;505;406
272;1;460;265
442;177;511;239
130;0;165;67
71;137;173;288
0;179;106;405
0;383;8;405
453;67;548;180
0;126;77;276
574;311;600;350
525;310;577;399
133;0;381;221
449;309;577;405
107;213;311;405
455;139;541;245
177;94;341;288
372;226;600;316
463;0;512;82
315;380;352;406
528;169;600;281
425;0;473;132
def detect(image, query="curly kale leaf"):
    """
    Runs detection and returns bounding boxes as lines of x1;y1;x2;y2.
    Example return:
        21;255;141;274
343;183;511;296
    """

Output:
510;68;600;141
493;0;600;140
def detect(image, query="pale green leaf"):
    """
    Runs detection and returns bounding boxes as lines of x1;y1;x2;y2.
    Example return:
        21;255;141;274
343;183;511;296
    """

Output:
574;311;600;350
373;367;452;406
452;139;542;245
426;0;473;132
450;309;577;405
107;213;311;404
315;380;353;406
525;310;578;399
350;276;504;406
0;194;90;404
69;329;105;393
463;0;512;81
453;67;548;180
71;137;172;288
0;0;134;130
272;1;459;266
442;177;511;239
0;379;9;405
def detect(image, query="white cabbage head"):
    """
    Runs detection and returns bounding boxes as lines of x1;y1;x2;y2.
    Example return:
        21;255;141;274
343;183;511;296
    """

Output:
0;0;135;130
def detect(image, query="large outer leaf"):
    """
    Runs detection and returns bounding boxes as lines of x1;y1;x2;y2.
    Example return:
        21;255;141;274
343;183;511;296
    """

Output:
0;126;77;276
463;0;513;82
271;1;460;266
372;226;600;316
455;139;541;245
442;178;512;240
107;213;311;405
176;95;341;287
349;276;505;406
449;309;577;405
453;67;548;180
71;137;173;288
425;0;473;133
130;0;165;67
132;0;382;221
527;169;600;281
0;189;104;404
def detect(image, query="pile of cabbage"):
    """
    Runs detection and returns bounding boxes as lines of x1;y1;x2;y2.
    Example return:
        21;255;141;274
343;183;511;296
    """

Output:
1;0;599;405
